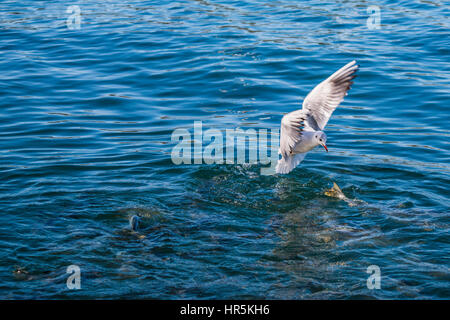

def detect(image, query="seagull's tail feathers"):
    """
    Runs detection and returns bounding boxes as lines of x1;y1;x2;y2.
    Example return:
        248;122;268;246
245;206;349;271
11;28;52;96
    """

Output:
275;153;306;174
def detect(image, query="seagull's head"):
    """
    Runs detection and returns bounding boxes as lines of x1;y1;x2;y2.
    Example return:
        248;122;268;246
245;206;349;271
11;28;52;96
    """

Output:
315;131;328;152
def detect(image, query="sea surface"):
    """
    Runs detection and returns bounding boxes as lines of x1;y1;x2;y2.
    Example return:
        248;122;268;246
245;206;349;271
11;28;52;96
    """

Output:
0;0;449;299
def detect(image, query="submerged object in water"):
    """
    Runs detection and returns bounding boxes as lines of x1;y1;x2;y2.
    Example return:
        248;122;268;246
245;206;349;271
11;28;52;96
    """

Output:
324;182;363;207
129;215;140;231
324;182;347;200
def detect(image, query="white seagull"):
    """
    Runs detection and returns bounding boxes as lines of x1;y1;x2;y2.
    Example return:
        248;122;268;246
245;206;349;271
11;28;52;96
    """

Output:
276;60;359;174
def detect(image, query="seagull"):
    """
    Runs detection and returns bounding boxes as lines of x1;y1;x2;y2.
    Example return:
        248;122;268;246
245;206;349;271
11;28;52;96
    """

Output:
276;60;359;174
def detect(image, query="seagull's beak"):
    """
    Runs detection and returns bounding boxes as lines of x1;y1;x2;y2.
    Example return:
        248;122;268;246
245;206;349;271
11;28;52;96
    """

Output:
321;143;328;152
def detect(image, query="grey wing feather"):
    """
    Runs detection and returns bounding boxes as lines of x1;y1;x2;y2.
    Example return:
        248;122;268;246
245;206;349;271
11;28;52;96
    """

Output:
302;60;359;130
279;109;309;159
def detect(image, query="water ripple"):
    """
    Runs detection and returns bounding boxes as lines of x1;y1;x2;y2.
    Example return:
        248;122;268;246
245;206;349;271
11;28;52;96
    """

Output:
0;0;449;299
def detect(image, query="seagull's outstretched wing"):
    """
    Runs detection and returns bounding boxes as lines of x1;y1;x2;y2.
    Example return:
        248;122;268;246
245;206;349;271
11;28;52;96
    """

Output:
302;60;359;131
279;109;309;159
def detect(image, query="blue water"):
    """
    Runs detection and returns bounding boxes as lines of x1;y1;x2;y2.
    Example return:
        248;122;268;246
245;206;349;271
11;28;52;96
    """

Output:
0;0;449;299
